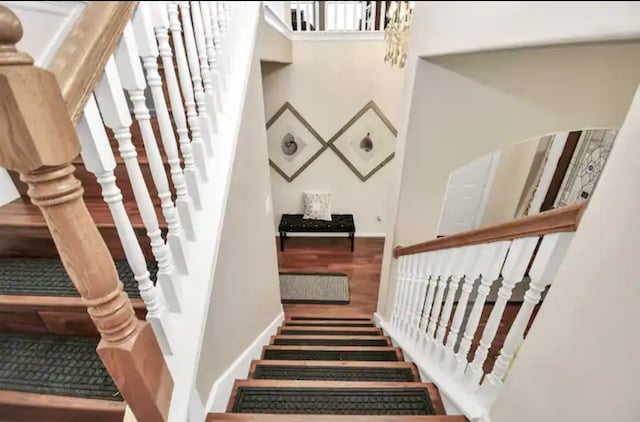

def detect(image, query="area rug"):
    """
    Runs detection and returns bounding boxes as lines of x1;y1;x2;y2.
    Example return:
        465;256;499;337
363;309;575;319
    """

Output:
279;272;350;305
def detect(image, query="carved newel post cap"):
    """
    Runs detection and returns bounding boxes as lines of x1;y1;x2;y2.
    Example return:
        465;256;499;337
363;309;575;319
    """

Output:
0;5;32;65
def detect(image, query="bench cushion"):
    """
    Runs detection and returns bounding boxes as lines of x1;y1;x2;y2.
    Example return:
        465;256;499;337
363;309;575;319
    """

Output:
279;214;355;233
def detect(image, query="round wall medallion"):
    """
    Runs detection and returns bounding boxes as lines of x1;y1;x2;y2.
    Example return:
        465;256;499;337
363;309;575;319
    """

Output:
281;133;298;156
359;133;374;152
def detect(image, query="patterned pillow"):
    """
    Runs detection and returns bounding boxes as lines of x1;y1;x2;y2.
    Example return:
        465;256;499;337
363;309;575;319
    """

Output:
302;192;332;221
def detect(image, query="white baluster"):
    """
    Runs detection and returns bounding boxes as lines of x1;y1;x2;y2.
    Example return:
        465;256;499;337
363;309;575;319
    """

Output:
115;21;189;282
396;256;411;332
404;254;420;339
411;253;429;344
95;57;183;315
390;257;406;330
379;0;386;30
133;2;201;236
217;2;232;68
200;1;226;94
443;245;483;369
193;1;223;116
314;1;320;30
418;251;439;349
433;247;467;359
479;232;574;405
180;0;218;154
399;256;414;336
210;1;228;77
425;250;451;350
77;95;173;355
166;1;209;181
453;241;511;377
464;237;539;391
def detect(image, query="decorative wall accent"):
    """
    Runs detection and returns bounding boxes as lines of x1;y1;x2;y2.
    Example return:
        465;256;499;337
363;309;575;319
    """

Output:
266;102;328;182
554;128;618;207
328;101;398;182
267;101;397;182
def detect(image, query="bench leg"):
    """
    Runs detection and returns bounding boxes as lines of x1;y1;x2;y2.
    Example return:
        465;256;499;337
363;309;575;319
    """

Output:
350;232;355;252
280;232;286;251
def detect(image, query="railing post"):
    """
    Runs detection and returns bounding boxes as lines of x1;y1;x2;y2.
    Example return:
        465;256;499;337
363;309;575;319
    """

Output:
0;7;171;421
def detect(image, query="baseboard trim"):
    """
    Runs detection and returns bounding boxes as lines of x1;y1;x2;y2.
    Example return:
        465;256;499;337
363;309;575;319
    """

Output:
205;310;285;413
275;232;385;238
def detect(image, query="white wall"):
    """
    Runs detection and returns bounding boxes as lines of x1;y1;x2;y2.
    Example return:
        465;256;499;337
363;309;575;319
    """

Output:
261;40;405;234
263;1;291;28
195;50;283;398
490;85;640;422
377;41;640;318
411;1;640;57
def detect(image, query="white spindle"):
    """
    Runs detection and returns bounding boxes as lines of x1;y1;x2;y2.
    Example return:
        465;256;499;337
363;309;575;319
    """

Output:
192;1;223;114
405;254;421;339
210;1;228;79
425;250;450;349
166;2;209;181
314;1;320;30
115;21;189;284
396;256;411;331
200;2;227;95
379;0;386;30
359;1;366;30
341;2;347;30
138;4;201;238
411;253;429;344
464;237;539;390
181;2;218;153
400;256;415;336
418;251;439;349
443;245;483;369
392;256;410;330
433;247;467;358
295;3;302;31
78;95;173;355
217;1;232;67
479;232;574;405
95;58;183;314
453;241;511;377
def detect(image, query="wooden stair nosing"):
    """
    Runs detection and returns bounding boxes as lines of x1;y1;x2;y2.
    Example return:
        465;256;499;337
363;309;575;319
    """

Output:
207;415;468;422
277;326;382;335
227;380;445;415
262;345;404;361
283;320;376;327
286;315;374;322
0;390;125;422
270;335;391;345
249;360;419;380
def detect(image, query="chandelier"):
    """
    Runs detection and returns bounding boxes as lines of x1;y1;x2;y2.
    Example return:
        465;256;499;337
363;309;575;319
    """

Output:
384;1;413;69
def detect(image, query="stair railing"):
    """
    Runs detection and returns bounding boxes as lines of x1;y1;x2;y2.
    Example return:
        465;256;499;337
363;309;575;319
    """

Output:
0;1;258;421
384;203;586;419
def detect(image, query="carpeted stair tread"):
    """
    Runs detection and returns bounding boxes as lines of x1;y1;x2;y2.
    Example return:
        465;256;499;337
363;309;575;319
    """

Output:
278;327;382;336
271;335;390;347
289;316;373;321
0;257;157;298
208;414;468;421
263;346;402;361
284;321;375;327
0;332;120;401
228;380;443;415
251;360;418;382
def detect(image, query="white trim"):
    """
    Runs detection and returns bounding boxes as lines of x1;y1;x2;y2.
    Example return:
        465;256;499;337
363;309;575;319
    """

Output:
263;4;292;38
188;388;205;422
291;30;385;42
528;132;569;215
205;310;285;413
373;312;489;421
473;150;502;228
275;232;385;238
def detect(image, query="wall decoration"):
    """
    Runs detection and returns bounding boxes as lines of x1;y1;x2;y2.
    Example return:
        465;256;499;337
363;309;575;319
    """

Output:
328;101;398;182
266;101;396;182
267;102;328;182
553;128;618;207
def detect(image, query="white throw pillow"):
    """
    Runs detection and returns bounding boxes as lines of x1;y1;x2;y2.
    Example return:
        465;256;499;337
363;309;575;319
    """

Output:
302;191;332;221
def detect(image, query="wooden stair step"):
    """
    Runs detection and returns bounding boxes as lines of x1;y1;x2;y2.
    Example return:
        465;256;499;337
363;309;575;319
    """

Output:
227;380;445;415
0;198;163;259
278;326;382;336
262;345;403;362
0;390;125;422
249;360;419;382
271;335;391;347
283;320;376;327
288;316;373;321
208;415;467;421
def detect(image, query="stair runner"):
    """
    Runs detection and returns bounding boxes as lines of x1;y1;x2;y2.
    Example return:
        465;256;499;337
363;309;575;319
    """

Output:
207;317;466;420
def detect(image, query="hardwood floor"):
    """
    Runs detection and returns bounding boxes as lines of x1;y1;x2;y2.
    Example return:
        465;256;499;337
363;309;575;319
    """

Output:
277;236;385;318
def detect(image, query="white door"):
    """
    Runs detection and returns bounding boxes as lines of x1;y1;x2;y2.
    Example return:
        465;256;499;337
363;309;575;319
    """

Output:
437;151;501;236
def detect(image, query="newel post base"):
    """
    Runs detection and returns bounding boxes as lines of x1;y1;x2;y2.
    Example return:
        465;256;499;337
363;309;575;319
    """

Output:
98;321;173;422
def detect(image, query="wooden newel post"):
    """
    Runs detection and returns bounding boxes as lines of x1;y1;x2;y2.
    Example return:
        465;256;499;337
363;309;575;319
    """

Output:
0;6;172;422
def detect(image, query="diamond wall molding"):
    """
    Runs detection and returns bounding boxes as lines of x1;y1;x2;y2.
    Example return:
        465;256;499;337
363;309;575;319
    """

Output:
266;101;397;182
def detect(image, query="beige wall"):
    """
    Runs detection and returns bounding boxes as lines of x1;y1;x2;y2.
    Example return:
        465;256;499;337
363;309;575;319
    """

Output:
378;42;640;318
491;85;640;422
196;50;283;397
481;138;540;227
258;17;292;64
261;40;405;234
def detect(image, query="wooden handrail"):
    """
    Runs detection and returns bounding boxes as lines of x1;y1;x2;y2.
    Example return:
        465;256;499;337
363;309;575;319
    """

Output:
393;202;587;258
48;1;138;125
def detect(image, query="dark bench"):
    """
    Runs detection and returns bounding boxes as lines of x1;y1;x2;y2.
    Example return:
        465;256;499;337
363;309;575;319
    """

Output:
278;214;356;252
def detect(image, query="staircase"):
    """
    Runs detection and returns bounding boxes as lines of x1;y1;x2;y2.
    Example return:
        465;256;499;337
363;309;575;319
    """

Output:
207;316;467;421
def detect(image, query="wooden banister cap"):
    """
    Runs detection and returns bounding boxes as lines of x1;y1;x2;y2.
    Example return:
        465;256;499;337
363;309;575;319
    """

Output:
0;5;32;65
